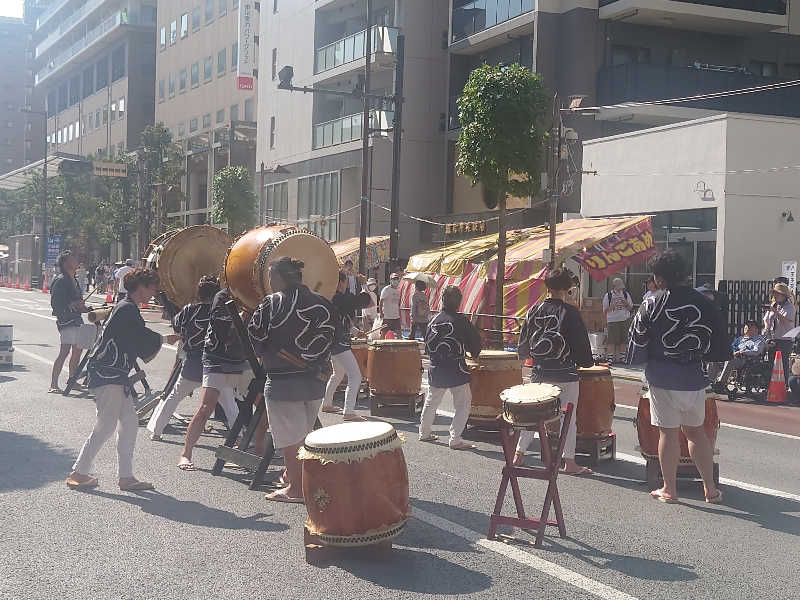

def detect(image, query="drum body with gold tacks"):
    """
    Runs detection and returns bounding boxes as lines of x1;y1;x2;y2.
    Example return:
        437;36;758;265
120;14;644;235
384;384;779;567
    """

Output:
575;365;615;438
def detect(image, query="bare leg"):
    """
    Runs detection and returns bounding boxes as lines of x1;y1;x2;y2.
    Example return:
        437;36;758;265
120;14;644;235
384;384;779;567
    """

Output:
656;427;680;498
68;345;82;380
279;442;303;498
50;344;71;389
179;386;220;465
682;424;718;499
252;405;268;457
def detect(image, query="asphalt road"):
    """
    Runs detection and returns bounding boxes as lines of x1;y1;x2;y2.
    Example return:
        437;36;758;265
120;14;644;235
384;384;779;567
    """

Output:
1;286;799;600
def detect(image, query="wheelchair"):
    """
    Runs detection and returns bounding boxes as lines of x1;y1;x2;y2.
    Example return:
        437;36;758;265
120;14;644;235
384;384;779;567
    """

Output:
720;355;773;402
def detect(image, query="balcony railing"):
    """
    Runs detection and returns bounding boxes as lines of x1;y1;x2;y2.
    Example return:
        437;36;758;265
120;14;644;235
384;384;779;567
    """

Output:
451;0;534;43
598;0;786;13
314;26;398;75
597;62;800;118
36;0;70;30
312;110;394;150
36;0;107;58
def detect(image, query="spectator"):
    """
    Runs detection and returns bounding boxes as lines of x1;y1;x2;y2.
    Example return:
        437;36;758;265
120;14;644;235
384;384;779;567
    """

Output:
380;272;402;336
410;280;431;340
643;276;658;302
48;251;86;393
788;355;800;404
362;277;378;331
714;320;766;389
763;282;796;386
343;259;358;295
95;264;107;294
603;278;633;363
114;259;135;302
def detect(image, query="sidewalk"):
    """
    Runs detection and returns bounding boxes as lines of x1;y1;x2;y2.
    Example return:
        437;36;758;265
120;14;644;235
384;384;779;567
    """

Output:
610;364;645;383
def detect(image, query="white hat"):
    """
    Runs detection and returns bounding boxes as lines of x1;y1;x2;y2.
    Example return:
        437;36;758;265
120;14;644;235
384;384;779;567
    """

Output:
366;277;377;285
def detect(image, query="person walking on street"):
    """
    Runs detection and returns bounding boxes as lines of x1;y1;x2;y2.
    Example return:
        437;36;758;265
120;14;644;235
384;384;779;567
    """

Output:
48;251;87;393
409;280;430;340
603;278;633;363
380;272;402;336
628;250;729;504
114;259;135;302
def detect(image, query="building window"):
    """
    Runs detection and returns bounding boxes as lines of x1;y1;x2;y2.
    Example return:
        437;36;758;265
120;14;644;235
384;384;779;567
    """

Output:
180;13;189;38
203;113;211;128
269;116;275;148
96;57;108;89
160;26;166;50
58;84;68;111
191;62;199;87
750;60;777;77
264;181;288;223
170;20;177;44
111;45;126;81
216;108;225;123
57;129;61;144
451;0;534;42
297;172;340;241
83;66;94;98
233;0;239;7
95;109;101;128
159;79;165;101
68;123;73;141
245;98;254;121
611;45;650;66
111;102;116;121
69;75;80;105
192;7;201;30
271;48;277;80
179;68;187;91
117;142;124;156
178;122;185;137
273;0;278;13
169;73;176;96
118;97;125;119
205;0;214;23
190;117;198;132
230;103;238;121
204;56;213;81
219;0;227;16
75;120;80;138
102;107;108;125
232;42;238;68
218;48;227;75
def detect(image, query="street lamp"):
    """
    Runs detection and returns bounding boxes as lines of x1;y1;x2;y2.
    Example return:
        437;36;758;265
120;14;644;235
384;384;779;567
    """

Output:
20;106;49;289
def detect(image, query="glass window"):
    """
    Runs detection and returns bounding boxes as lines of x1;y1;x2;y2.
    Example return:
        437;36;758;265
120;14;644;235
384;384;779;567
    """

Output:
191;62;199;86
83;66;94;98
160;26;166;49
244;98;254;121
190;117;198;132
74;120;79;138
271;48;277;80
178;122;185;137
95;109;100;128
180;68;187;91
192;7;201;29
111;45;126;81
203;113;211;128
216;108;225;123
111;102;116;121
232;42;238;68
102;107;108;124
205;0;214;23
69;75;80;105
170;20;177;44
233;0;239;7
57;129;61;144
204;56;213;80
118;97;125;119
269;116;275;148
297;172;339;241
159;79;165;101
273;0;278;13
219;0;227;16
218;49;227;75
230;103;238;121
96;57;108;89
264;182;288;223
180;13;188;38
169;72;176;96
68;123;73;141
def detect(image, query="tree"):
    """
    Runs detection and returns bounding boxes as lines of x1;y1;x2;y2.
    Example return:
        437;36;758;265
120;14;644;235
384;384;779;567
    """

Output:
211;166;256;236
456;63;550;342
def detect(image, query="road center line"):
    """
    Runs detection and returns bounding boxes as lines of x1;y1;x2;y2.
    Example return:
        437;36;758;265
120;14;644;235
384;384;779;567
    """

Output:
412;506;639;600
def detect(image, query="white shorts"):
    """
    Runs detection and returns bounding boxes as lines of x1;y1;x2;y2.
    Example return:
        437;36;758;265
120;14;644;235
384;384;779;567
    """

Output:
202;370;252;394
648;385;706;429
265;398;323;450
59;326;80;347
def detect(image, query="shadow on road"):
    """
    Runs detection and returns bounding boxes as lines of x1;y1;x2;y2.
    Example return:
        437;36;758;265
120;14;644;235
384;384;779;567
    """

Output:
86;489;290;532
0;430;74;492
0;375;16;383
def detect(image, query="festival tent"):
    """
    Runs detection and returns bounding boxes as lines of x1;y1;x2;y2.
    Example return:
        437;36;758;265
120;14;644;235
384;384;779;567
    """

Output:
330;236;390;272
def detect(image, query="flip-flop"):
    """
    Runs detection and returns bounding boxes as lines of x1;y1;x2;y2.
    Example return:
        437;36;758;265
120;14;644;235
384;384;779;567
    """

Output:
66;476;98;490
562;467;593;476
450;442;477;450
650;489;679;503
119;480;155;491
265;490;304;503
177;461;197;472
419;435;438;443
321;406;342;414
343;414;367;422
705;489;724;504
48;387;62;394
512;453;525;467
150;434;163;441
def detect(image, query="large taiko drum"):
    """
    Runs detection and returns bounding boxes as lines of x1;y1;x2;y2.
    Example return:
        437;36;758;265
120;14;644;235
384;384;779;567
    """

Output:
224;225;339;310
636;392;719;458
501;383;561;427
468;351;522;424
367;339;422;396
144;225;231;307
351;339;370;379
299;421;410;547
576;365;616;438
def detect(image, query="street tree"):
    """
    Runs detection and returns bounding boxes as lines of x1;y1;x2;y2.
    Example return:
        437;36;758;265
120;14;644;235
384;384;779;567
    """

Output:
456;63;550;339
211;166;256;236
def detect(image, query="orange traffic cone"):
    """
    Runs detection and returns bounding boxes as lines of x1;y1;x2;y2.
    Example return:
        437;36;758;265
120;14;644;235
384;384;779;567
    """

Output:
105;291;113;303
524;357;533;367
766;350;788;404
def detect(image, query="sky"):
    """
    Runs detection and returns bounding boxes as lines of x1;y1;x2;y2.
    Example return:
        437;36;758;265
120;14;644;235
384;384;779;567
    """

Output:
0;0;24;19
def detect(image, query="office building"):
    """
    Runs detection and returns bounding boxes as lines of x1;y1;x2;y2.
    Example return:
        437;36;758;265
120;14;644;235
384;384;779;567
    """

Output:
155;0;258;226
257;0;449;258
31;0;157;160
0;17;31;175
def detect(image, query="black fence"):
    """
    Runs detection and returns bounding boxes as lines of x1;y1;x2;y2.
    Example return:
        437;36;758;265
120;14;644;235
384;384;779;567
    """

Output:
717;279;797;339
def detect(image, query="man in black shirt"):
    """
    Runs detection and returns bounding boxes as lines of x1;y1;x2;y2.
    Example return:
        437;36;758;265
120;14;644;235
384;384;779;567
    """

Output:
49;251;86;393
419;286;482;450
513;268;594;475
67;269;179;491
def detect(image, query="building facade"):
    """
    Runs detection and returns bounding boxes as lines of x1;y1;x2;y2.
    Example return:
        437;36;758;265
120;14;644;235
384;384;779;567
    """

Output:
0;17;32;175
155;0;258;226
257;0;450;258
31;0;157;161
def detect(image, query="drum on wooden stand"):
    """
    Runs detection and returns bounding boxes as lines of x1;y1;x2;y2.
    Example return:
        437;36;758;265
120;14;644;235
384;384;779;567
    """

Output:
224;225;339;311
367;339;422;415
467;350;522;427
144;225;231;307
501;383;561;427
351;339;370;380
299;421;410;548
569;365;617;464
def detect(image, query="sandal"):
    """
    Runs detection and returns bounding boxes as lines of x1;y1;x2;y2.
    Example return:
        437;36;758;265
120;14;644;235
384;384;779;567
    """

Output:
321;406;342;414
119;478;155;491
150;434;162;441
177;460;197;472
419;435;438;443
705;489;724;504
48;387;63;394
650;489;679;504
65;475;98;490
450;441;477;451
562;466;593;476
512;452;525;467
342;413;367;422
265;490;304;503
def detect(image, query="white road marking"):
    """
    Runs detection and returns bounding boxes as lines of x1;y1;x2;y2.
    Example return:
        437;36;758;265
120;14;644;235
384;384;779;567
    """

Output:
412;506;639;600
13;346;64;370
614;403;800;441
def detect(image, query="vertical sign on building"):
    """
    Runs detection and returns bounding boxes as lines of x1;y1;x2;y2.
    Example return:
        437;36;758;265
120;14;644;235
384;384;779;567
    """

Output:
781;260;797;294
237;1;255;90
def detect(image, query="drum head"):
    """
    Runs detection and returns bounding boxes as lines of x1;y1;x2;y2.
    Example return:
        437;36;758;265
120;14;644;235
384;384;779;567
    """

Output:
154;226;231;307
578;365;611;377
263;230;339;300
305;421;395;448
500;383;562;405
480;350;518;359
371;339;419;348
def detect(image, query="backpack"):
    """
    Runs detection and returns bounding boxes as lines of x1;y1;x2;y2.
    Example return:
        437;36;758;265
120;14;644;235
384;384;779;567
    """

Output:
606;289;631;306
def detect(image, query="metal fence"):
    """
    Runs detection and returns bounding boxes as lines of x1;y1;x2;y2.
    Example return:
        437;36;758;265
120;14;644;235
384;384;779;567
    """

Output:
717;279;797;338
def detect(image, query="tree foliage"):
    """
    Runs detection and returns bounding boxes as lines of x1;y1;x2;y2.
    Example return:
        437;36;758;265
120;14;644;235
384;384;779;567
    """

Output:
456;63;550;207
211;166;256;236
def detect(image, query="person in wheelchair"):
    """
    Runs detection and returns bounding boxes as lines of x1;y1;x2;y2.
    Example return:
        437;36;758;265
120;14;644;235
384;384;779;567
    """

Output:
713;320;766;391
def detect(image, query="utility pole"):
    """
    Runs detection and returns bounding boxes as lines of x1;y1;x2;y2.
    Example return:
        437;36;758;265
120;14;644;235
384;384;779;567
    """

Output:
358;0;373;276
548;91;561;270
21;106;49;288
136;150;146;259
388;34;404;274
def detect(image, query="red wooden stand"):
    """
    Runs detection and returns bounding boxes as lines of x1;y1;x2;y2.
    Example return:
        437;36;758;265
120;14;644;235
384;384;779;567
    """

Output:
488;403;574;548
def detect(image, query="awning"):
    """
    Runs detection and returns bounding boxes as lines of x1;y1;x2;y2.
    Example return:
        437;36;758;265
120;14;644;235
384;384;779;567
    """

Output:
0;152;87;191
329;236;390;271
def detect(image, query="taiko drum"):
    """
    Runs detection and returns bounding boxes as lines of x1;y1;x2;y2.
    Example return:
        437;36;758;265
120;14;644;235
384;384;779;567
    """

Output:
575;365;616;438
467;350;522;424
300;421;410;547
367;339;422;396
350;340;370;379
636;392;719;458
